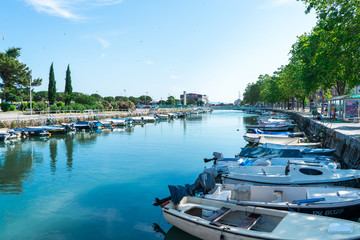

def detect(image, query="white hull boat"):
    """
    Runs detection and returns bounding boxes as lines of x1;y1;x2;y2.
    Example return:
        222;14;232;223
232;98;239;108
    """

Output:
258;136;321;147
244;133;305;144
162;196;360;240
222;162;360;187
205;184;360;220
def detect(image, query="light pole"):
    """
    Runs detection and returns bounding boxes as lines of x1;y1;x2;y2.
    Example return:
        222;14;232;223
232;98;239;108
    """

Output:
30;76;32;115
146;92;148;105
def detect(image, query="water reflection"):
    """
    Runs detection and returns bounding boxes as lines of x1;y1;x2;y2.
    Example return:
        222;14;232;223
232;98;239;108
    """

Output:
65;134;74;172
153;223;200;240
49;139;57;174
0;142;34;194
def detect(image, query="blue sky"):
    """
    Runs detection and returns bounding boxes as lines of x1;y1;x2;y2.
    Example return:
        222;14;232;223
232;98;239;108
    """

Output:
1;0;316;103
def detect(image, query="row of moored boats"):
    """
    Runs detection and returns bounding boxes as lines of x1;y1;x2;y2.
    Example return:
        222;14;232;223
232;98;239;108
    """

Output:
0;110;211;141
154;111;360;240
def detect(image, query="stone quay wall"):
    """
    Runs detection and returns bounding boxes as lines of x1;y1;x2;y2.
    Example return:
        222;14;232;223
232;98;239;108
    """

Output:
285;111;360;169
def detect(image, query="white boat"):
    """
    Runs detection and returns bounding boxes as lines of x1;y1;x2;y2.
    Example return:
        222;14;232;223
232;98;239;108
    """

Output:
222;161;360;187
162;196;360;240
246;123;290;131
205;184;360;220
155;114;169;120
204;152;339;178
243;133;305;144
258;136;322;147
99;119;115;128
129;116;143;124
141;116;157;122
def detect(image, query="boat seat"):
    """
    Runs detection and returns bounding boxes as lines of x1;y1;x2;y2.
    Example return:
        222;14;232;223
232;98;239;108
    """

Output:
206;207;230;222
271;190;283;203
238;213;261;229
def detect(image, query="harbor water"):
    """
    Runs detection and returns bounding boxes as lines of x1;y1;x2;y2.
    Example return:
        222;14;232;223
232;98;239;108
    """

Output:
0;110;255;240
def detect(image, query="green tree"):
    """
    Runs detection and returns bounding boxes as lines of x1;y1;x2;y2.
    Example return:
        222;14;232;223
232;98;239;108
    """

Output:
91;93;103;102
64;65;72;105
48;63;56;105
33;91;48;102
129;96;140;105
104;96;115;103
187;98;196;105
139;95;152;105
166;96;177;105
74;93;96;105
115;96;128;102
0;47;42;102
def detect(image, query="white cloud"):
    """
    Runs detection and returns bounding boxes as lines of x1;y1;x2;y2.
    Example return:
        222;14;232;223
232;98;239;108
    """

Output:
24;0;123;20
25;0;81;20
146;60;153;65
170;75;182;79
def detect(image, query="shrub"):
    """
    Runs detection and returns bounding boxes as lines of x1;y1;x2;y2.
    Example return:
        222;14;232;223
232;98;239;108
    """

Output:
1;102;11;112
56;101;64;107
9;105;16;111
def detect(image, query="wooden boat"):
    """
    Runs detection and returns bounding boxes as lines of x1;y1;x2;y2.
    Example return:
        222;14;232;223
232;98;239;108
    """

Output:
222;161;360;187
162;196;360;240
205;184;360;220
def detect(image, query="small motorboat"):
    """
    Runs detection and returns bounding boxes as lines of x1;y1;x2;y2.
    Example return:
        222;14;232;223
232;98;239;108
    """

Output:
41;125;71;134
258;136;322;147
260;142;336;156
205;184;360;220
246;123;290;131
11;127;50;137
161;196;360;240
243;132;306;144
222;161;360;187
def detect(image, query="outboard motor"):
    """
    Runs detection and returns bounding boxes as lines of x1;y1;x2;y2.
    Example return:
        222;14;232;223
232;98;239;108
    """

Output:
204;152;224;163
153;172;216;206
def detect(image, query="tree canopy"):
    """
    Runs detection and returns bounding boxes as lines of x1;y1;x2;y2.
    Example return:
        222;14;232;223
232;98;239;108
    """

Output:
0;47;42;102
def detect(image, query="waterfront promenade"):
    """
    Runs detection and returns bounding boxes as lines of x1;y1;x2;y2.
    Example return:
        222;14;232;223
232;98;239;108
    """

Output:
285;109;360;139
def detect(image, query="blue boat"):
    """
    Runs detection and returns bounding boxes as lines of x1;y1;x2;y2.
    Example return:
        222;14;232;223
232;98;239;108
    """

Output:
252;129;305;137
74;121;102;130
260;143;336;156
12;127;50;137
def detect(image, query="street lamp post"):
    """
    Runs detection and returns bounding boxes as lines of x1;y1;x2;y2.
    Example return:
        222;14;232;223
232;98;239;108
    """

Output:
30;76;32;115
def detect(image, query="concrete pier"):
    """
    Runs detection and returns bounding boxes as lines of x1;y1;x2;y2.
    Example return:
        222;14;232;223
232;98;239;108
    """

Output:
282;110;360;169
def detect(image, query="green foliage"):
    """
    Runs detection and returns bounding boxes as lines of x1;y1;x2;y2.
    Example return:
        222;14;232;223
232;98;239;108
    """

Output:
139;95;152;104
101;100;112;110
64;65;72;105
1;102;11;112
34;101;47;111
74;93;96;105
56;101;64;107
33;91;47;101
166;96;177;105
0;47;42;102
104;96;115;103
91;93;103;102
9;105;16;111
69;103;87;111
129;96;140;105
48;63;56;105
115;96;128;102
186;98;196;105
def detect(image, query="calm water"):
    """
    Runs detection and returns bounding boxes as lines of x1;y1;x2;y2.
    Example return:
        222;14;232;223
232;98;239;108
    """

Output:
0;110;256;240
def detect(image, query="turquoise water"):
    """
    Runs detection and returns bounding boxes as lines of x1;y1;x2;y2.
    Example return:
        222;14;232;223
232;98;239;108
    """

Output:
0;111;255;240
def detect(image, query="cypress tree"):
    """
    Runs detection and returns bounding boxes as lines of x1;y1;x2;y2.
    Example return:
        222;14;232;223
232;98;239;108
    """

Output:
48;63;56;105
64;64;72;106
